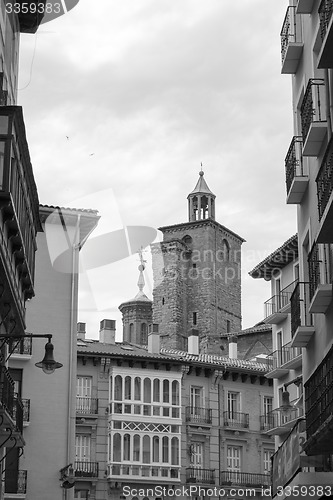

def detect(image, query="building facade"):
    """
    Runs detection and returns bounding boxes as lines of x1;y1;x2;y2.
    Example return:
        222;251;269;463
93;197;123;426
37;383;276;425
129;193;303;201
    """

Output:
6;205;99;500
250;2;333;497
75;320;274;500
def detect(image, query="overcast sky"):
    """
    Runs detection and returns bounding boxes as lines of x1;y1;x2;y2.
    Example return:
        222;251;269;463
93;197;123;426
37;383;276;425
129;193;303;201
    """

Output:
17;0;296;340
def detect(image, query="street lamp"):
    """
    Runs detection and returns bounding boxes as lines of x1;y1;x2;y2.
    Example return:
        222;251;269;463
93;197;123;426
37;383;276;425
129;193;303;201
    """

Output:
0;333;63;374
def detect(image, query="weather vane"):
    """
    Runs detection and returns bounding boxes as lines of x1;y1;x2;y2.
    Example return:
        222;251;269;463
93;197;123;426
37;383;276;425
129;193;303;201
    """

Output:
137;247;146;292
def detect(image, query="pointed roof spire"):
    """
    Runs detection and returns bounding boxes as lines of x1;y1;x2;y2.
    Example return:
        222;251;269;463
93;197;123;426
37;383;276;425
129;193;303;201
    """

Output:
133;248;151;301
188;164;216;197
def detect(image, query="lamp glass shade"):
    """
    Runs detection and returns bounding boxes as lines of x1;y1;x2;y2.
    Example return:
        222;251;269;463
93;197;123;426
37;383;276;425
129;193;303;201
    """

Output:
35;340;63;374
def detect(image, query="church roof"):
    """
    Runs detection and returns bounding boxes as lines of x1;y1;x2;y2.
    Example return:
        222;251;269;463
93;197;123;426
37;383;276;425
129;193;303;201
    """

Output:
188;170;216;197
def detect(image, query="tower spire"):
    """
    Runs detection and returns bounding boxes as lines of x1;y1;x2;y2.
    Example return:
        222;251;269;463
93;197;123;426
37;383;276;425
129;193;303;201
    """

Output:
187;167;216;222
137;247;146;294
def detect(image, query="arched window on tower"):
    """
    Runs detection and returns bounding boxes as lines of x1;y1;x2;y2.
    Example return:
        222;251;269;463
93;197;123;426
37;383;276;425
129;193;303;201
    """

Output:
222;239;230;261
129;323;134;343
141;323;147;345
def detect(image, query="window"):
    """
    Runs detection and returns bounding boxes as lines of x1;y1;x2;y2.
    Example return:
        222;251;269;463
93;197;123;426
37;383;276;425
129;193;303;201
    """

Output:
75;435;91;463
263;396;273;415
141;323;147;344
190;442;203;468
75;491;89;499
77;376;93;413
226;320;231;333
193;312;197;325
227;446;241;472
129;323;134;342
227;392;240;418
222;239;230;261
264;449;273;474
190;386;203;414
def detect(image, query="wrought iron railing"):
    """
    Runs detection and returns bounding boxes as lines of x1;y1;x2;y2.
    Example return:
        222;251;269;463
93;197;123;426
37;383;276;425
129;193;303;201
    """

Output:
285;136;304;193
308;242;333;300
316;139;333;220
319;0;333;40
291;282;313;337
305;343;333;438
300;79;326;142
76;397;98;414
185;406;212;424
266;343;302;372
186;467;215;484
223;411;249;429
264;280;298;318
0;365;14;418
260;406;303;431
220;471;270;487
74;461;99;477
281;6;303;62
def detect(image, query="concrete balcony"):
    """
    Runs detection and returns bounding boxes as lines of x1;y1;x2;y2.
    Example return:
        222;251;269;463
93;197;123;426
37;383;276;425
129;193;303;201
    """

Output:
281;6;303;74
290;282;315;348
308;243;333;313
301;79;327;157
186;467;215;485
263;280;297;324
316;138;333;243
260;406;303;436
185;406;212;425
318;0;333;68
266;344;302;379
285;136;308;204
220;471;270;488
223;411;249;430
296;0;315;13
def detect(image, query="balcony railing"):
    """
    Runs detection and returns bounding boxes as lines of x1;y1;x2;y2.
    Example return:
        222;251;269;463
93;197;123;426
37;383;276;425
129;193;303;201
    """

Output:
220;471;270;488
0;365;14;418
304;343;333;453
185;406;212;424
316;138;333;220
285;136;304;192
301;79;326;141
319;0;333;41
290;282;314;348
4;469;27;494
12;395;23;433
308;242;333;305
281;6;303;73
223;411;249;429
76;397;98;415
264;280;298;322
186;467;215;484
109;463;180;481
260;406;303;433
74;461;99;478
266;344;302;373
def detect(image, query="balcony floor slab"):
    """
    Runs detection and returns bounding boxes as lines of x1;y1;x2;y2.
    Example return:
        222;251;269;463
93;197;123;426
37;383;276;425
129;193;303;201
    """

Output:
309;284;332;313
302;122;327;157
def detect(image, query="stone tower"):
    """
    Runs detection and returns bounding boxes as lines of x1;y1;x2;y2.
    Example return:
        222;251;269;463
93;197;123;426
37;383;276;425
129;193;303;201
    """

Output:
119;251;152;346
151;170;245;353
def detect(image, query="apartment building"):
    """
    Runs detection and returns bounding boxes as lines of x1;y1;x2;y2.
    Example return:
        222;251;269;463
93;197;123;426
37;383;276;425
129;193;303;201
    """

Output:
75;320;274;500
0;2;50;499
6;205;99;500
250;1;333;498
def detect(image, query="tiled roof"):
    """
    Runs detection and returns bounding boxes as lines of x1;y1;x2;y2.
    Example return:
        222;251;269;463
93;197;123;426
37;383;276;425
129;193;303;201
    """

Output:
77;340;269;373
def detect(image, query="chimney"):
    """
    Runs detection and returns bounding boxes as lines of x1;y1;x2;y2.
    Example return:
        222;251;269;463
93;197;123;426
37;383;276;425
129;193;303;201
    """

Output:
99;319;116;344
228;334;238;359
188;329;199;355
148;324;160;354
77;322;86;340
